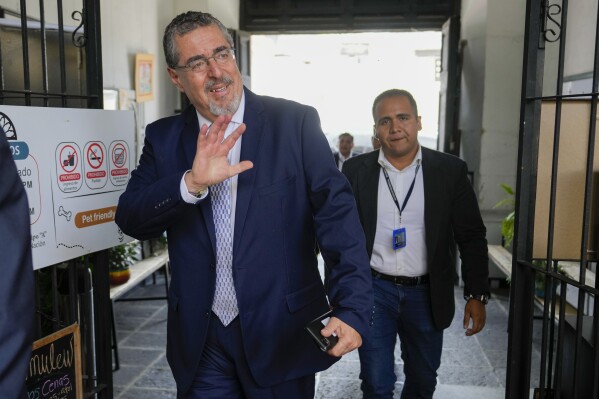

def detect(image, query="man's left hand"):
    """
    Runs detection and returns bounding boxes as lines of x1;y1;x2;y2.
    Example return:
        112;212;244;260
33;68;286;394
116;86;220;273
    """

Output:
321;317;362;357
463;299;487;336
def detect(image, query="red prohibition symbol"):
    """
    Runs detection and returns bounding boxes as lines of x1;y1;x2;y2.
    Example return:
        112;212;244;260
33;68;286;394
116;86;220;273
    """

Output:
60;144;78;173
112;143;127;168
87;143;104;169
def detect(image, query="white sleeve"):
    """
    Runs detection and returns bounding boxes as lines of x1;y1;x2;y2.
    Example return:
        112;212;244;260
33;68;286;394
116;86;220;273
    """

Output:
180;170;208;204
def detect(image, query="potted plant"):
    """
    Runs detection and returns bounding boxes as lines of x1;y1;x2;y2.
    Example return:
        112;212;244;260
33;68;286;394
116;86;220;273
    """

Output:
109;242;138;286
493;183;515;250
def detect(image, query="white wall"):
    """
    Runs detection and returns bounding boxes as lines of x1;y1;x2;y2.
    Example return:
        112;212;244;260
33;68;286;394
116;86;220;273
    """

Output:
459;0;525;250
479;0;525;210
459;0;487;196
102;0;175;128
564;0;598;78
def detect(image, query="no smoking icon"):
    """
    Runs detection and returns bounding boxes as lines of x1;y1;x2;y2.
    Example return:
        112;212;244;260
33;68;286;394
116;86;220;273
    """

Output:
87;143;104;169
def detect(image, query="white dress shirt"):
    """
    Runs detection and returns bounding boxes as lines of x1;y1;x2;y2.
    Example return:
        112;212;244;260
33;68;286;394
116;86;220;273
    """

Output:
337;153;349;171
180;92;246;232
370;146;428;277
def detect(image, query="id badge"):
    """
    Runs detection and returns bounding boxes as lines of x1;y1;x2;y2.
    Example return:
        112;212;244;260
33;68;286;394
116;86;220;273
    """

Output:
392;227;407;250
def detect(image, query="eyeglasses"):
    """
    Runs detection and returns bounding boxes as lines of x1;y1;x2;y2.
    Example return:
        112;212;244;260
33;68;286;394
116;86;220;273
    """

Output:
173;48;236;73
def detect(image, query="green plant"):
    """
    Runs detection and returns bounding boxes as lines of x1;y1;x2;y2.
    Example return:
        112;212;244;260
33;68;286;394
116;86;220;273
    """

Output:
108;241;139;285
108;242;138;271
494;183;515;249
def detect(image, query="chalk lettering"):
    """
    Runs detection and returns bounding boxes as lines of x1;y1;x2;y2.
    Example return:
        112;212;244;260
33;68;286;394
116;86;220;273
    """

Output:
41;374;70;396
28;337;74;381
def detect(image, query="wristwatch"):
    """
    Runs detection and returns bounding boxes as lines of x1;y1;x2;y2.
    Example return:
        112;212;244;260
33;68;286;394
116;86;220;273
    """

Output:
191;186;209;198
464;293;489;305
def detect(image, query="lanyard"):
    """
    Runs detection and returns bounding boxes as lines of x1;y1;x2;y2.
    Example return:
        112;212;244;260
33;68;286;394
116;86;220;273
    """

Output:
381;160;420;225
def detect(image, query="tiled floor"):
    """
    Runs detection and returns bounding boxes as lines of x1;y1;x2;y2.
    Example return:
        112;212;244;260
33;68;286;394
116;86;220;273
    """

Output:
111;276;519;398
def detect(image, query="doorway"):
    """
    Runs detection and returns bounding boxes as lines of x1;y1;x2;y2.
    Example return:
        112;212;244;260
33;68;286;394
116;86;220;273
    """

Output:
250;32;442;152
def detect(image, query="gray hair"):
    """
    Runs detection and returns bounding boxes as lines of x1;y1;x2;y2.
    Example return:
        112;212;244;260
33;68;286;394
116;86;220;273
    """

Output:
163;11;234;68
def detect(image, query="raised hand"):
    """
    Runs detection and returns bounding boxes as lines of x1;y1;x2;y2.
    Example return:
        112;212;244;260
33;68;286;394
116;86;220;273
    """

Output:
184;114;254;194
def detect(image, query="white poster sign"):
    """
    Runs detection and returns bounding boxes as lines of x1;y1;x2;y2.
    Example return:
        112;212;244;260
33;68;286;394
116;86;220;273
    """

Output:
1;105;135;269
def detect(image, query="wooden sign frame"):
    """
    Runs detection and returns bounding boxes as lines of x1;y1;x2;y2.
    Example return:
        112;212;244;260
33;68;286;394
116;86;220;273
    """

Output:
27;323;83;399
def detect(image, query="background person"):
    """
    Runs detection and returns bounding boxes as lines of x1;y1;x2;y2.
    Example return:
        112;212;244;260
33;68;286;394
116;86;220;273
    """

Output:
333;132;359;170
342;89;489;398
115;11;373;399
0;128;35;399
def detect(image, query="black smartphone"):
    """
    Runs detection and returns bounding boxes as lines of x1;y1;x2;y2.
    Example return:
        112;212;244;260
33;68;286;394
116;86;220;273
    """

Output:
304;310;339;352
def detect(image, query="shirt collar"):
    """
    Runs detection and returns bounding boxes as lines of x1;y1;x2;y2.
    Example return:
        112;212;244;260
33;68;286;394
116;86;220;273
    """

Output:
338;152;350;162
378;145;422;172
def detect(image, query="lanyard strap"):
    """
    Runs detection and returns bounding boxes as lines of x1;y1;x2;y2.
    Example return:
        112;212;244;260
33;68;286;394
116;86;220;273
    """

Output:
381;161;420;223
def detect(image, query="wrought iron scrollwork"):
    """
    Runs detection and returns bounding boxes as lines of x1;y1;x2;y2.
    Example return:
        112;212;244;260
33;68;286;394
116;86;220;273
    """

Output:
71;10;87;48
540;0;562;48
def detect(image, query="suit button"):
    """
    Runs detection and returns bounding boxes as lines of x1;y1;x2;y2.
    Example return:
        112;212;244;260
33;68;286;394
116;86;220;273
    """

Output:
210;263;216;271
205;311;210;318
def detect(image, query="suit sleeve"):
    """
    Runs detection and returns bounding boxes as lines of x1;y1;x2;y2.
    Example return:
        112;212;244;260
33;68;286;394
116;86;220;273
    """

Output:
0;133;34;399
115;125;191;240
300;107;373;338
452;161;489;296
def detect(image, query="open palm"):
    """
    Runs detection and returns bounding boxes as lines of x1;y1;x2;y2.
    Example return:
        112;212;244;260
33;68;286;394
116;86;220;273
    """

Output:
185;115;253;192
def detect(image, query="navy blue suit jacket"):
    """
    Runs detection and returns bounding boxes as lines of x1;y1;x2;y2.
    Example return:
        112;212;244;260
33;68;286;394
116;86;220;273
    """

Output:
342;148;489;330
116;88;373;392
0;130;34;398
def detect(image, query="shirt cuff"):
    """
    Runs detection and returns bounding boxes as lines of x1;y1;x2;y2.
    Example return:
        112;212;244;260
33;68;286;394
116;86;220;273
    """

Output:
180;171;208;204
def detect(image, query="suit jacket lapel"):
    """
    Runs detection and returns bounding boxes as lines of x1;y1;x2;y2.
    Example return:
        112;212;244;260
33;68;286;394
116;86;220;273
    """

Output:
422;147;441;263
182;106;200;166
359;151;380;258
233;88;262;256
181;106;217;253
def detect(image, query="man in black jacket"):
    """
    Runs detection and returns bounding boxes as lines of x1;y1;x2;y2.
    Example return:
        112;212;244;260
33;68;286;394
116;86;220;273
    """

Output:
342;89;489;398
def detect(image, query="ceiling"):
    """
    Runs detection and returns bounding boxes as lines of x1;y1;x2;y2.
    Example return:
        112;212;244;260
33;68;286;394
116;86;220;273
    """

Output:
240;0;459;33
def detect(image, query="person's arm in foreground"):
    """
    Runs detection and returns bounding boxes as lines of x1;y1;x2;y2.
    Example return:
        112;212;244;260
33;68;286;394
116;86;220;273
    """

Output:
0;132;35;399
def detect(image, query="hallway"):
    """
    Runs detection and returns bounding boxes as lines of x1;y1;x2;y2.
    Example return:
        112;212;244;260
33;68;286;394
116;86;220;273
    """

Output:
111;275;520;398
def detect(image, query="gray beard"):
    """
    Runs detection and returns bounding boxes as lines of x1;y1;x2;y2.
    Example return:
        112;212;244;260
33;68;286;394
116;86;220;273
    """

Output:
208;92;241;116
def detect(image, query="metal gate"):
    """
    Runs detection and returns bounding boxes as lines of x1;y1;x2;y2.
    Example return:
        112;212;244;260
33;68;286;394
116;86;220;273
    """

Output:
507;0;599;397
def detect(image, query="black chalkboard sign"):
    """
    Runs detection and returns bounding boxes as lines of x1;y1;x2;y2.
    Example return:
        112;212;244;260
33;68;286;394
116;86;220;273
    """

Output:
26;324;83;399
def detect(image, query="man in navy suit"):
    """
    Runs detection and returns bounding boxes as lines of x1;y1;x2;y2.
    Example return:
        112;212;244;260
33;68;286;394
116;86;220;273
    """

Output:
0;127;35;398
115;11;372;398
342;89;489;398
